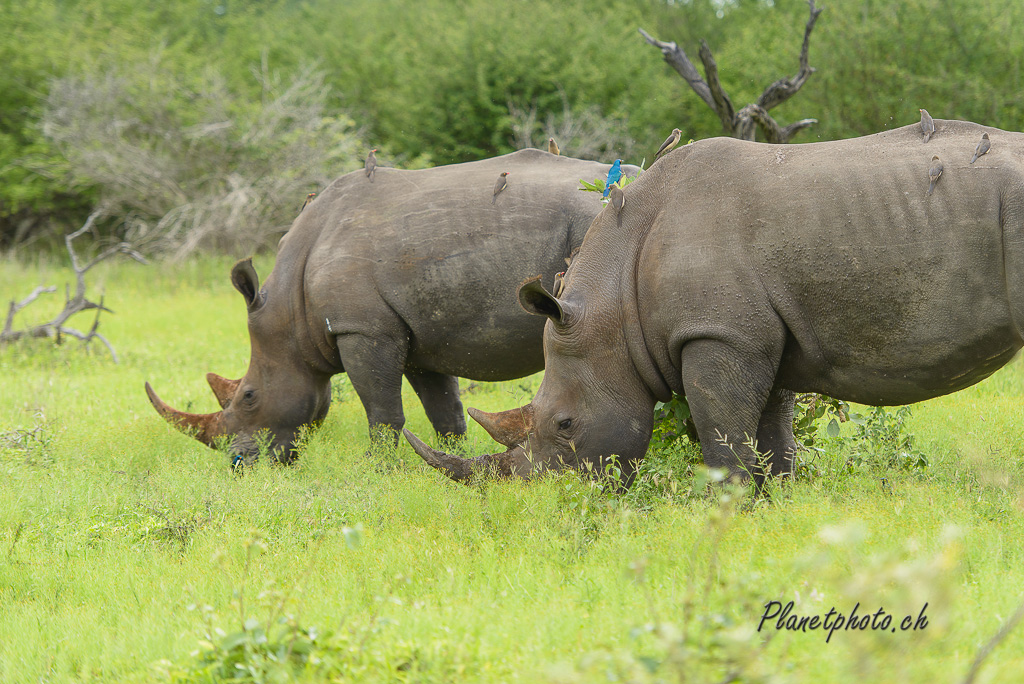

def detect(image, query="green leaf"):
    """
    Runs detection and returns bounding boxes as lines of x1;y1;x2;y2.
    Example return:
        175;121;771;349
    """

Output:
673;400;690;423
826;418;841;438
221;630;250;651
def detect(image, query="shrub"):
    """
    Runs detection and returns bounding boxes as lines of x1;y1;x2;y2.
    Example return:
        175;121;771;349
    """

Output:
40;57;365;258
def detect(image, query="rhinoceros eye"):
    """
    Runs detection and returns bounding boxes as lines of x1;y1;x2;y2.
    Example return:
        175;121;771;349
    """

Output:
242;389;256;404
558;418;572;431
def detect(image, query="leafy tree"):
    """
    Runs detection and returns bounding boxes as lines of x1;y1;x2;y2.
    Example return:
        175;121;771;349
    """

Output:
3;0;1024;247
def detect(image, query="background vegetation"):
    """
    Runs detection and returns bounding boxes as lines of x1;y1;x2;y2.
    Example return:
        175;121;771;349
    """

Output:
2;256;1024;683
2;0;1024;251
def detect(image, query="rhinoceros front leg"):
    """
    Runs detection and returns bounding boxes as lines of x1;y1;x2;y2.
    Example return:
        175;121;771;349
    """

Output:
335;333;408;448
404;369;468;440
679;338;782;487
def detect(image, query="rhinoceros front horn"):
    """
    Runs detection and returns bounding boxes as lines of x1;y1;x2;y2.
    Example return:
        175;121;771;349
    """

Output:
467;404;533;448
403;429;533;483
145;381;226;448
206;372;241;409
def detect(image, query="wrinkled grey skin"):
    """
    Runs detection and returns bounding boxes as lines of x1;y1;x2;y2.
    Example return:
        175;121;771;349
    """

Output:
146;149;635;461
409;121;1024;487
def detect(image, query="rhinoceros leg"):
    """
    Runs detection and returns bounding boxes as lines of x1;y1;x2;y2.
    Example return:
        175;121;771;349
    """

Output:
335;333;408;447
404;369;467;440
679;338;782;487
756;388;798;478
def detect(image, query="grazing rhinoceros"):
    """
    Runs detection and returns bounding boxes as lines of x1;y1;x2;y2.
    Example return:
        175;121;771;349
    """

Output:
146;149;635;462
405;121;1024;487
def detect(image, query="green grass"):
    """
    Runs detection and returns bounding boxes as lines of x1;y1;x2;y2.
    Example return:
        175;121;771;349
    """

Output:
2;254;1024;683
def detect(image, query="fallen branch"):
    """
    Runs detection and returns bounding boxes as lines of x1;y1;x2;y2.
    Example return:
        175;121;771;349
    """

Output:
961;597;1024;684
639;0;823;143
1;209;147;362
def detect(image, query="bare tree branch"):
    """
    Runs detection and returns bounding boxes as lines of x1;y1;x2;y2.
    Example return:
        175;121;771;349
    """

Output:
756;0;824;111
962;597;1024;684
1;208;146;362
637;28;716;113
698;40;736;133
3;286;56;337
736;104;819;144
639;0;823;143
779;118;820;143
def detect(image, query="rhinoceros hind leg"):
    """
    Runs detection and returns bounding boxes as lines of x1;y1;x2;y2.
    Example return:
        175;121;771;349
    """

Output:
756;388;798;478
679;338;782;489
336;333;408;448
405;368;467;440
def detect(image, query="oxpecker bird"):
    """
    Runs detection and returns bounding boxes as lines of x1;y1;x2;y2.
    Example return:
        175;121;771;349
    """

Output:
553;271;566;297
365;148;378;182
548;137;560;155
927;155;943;195
603;159;622;198
655;128;682;160
609;185;625;212
971;133;991;164
919;109;935;143
492;172;509;204
300;192;317;213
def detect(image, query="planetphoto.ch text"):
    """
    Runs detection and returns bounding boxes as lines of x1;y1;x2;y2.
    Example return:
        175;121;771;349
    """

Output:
758;600;929;643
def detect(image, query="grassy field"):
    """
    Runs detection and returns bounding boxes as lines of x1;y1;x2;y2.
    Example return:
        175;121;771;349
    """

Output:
2;254;1024;683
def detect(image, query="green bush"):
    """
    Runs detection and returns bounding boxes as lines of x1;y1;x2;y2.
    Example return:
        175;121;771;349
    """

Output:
5;0;1024;248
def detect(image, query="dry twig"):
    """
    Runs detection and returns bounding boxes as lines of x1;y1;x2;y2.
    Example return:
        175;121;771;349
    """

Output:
639;0;823;143
1;209;147;361
961;597;1024;684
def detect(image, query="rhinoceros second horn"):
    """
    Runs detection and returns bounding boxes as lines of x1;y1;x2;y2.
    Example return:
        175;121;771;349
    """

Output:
205;372;240;409
466;404;533;448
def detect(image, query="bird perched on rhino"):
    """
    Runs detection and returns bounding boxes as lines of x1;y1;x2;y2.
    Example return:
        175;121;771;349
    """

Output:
655;128;682;160
300;192;317;213
927;155;943;195
548;137;560;155
603;159;622;198
609;185;626;212
919;109;935;142
492;172;509;204
365;148;378;182
971;133;991;164
553;271;566;297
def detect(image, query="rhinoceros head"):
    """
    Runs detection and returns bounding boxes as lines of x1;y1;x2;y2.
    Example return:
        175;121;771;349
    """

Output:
146;259;332;464
405;275;655;486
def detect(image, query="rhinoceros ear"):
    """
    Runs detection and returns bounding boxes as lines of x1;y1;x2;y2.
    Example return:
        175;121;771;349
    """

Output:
518;275;578;326
231;258;264;311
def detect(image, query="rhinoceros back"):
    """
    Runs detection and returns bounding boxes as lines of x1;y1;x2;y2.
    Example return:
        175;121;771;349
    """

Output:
634;123;1024;405
279;150;632;380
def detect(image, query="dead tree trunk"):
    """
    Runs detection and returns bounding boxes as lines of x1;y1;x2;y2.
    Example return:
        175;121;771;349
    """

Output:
1;209;147;362
639;0;823;143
